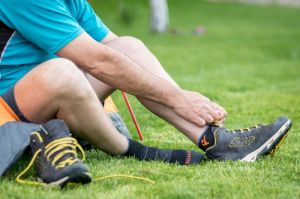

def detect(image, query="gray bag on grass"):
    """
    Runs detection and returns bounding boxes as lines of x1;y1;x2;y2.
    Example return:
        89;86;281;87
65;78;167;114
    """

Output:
0;122;40;176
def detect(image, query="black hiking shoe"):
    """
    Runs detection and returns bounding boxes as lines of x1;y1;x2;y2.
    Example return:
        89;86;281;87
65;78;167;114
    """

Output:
30;119;91;187
203;116;292;162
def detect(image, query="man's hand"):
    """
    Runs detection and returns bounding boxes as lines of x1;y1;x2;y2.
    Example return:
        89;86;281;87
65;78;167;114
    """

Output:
172;90;227;127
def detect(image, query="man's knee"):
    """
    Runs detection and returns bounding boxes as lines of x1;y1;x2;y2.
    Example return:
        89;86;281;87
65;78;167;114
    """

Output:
36;58;91;97
114;36;146;52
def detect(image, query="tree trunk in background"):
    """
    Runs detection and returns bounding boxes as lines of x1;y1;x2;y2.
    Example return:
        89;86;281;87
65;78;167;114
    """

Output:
149;0;169;33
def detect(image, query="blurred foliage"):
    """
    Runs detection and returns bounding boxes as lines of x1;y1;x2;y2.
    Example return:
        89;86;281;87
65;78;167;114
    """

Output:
117;0;135;25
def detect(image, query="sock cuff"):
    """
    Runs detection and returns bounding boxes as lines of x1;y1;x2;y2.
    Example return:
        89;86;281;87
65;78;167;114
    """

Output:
122;137;131;156
123;138;146;160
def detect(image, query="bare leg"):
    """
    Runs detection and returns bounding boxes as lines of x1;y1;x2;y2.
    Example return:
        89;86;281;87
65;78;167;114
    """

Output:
88;73;204;143
14;58;128;154
89;36;208;144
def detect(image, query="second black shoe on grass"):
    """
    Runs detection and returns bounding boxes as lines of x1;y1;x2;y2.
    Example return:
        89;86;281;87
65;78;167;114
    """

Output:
30;119;91;187
199;116;292;162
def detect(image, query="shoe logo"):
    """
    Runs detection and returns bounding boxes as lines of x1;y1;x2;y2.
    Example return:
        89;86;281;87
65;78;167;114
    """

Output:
229;136;256;149
201;136;210;146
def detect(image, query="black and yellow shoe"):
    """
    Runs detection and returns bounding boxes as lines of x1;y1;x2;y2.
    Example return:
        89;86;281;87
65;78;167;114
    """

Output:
30;120;91;187
199;116;292;162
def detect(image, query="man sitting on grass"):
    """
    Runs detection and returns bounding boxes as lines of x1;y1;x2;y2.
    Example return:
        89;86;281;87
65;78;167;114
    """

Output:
0;0;292;186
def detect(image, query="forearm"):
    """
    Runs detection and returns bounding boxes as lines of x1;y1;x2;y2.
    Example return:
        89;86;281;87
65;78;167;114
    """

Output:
57;33;183;106
81;43;183;107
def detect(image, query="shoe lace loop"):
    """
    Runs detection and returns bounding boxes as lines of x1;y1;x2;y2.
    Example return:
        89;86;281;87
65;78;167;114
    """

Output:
231;124;262;133
45;137;85;169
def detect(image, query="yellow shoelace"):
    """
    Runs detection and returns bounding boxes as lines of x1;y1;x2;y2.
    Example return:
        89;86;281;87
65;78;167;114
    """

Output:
212;122;262;133
45;137;84;169
16;135;155;187
231;124;261;133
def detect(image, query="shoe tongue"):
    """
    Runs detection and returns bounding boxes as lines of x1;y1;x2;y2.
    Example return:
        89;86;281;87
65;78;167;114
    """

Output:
40;119;71;144
210;124;220;132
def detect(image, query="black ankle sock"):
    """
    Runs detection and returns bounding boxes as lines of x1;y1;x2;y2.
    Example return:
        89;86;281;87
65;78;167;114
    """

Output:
198;125;216;151
124;139;205;165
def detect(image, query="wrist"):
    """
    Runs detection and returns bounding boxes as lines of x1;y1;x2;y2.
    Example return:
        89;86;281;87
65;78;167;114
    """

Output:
163;87;185;108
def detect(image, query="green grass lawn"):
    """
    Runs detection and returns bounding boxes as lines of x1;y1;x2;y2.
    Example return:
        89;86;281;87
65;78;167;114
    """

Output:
1;0;300;198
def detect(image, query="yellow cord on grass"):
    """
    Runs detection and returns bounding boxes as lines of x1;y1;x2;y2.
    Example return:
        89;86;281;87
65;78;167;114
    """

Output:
93;174;155;184
16;140;155;187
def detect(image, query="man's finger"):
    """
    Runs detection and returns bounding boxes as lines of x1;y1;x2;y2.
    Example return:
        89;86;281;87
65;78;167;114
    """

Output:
221;107;228;117
200;112;214;124
201;104;220;122
211;102;227;118
196;117;206;127
210;102;220;110
190;115;206;127
209;103;226;120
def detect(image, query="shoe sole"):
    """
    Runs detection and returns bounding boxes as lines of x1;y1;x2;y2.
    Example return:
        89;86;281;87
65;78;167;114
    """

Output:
267;123;292;157
46;172;92;187
241;119;292;163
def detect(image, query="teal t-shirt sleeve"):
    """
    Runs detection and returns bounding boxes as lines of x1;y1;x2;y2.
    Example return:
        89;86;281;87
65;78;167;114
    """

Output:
1;0;84;54
75;0;110;42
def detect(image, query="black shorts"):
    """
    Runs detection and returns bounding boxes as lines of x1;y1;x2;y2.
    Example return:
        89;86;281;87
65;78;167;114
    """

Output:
1;87;30;122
